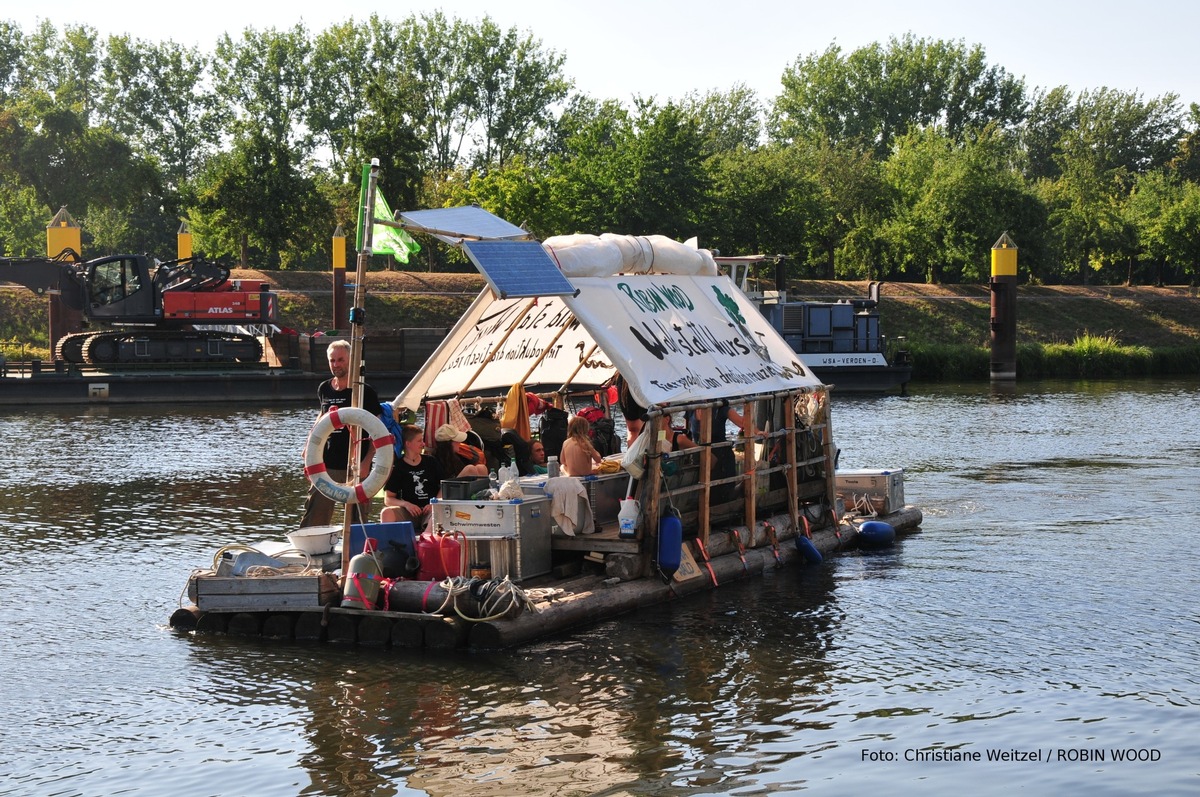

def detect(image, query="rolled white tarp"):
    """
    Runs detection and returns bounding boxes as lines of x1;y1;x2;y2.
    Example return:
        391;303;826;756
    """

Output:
543;233;718;278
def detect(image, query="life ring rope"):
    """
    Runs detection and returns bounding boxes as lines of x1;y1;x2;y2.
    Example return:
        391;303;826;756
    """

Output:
303;405;395;504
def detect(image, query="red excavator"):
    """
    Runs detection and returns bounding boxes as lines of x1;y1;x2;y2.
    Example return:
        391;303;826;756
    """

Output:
0;248;278;365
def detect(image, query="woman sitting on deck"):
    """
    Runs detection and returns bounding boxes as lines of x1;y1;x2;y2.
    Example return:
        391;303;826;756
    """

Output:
431;424;489;479
560;416;602;476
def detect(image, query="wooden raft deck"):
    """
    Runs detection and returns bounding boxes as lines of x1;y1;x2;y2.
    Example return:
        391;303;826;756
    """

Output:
169;506;922;650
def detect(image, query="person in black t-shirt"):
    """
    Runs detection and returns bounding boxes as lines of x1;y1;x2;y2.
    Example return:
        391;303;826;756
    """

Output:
300;339;382;528
382;424;442;531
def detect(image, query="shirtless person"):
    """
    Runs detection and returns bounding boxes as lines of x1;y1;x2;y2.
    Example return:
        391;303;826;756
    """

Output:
560;416;602;476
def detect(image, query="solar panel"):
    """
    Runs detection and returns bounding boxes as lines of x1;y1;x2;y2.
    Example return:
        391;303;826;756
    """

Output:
397;206;529;245
462;240;577;299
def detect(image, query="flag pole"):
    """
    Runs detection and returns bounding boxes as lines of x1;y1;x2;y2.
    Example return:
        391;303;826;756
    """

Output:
342;158;380;576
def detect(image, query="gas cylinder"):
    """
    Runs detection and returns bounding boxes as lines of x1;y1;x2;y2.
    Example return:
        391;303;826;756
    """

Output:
342;546;382;609
656;507;683;581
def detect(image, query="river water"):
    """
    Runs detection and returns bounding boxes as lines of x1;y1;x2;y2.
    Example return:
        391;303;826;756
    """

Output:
1;378;1197;796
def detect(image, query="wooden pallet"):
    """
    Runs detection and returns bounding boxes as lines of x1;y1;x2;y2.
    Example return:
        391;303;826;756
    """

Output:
194;573;339;612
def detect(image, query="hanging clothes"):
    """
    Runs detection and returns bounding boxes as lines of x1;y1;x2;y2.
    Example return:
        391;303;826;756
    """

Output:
500;382;532;443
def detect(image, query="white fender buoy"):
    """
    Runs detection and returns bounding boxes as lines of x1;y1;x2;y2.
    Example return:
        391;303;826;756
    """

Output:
303;406;395;504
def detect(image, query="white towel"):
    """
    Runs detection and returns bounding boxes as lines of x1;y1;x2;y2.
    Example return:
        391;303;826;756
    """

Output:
544;476;595;535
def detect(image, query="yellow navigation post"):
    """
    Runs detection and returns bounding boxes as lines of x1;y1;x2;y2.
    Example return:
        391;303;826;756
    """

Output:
177;221;193;260
990;232;1018;381
46;207;84;365
332;225;347;331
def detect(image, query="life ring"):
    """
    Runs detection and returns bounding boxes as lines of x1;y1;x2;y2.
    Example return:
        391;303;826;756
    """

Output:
304;406;395;504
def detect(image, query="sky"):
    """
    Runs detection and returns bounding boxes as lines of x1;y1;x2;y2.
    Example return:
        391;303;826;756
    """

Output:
6;0;1198;107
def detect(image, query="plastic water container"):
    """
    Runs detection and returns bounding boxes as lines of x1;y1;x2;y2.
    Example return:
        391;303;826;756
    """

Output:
618;498;640;540
547;456;560;478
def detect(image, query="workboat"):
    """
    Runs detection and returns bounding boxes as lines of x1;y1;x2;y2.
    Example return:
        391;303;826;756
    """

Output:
719;257;913;394
169;179;921;649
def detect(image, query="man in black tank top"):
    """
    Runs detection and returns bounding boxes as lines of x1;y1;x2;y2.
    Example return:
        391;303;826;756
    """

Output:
300;339;381;528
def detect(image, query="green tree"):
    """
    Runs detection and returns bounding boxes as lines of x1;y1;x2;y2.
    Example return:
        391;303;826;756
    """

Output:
392;12;474;179
20;21;102;123
204;25;330;267
616;100;710;237
1022;86;1075;181
704;143;819;260
1168;103;1200;182
805;137;890;279
444;155;550;238
99;36;225;192
544;98;635;234
772;35;1026;157
0;22;25;106
0;174;44;256
1156;180;1200;281
880;125;1042;283
681;83;764;155
464;16;570;170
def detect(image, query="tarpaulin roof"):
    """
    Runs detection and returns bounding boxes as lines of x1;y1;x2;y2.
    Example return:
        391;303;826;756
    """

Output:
393;273;821;411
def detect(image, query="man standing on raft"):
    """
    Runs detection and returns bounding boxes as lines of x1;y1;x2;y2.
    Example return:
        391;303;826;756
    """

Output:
300;339;381;528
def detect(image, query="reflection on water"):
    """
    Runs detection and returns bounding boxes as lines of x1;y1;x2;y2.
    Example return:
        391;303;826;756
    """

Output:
1;378;1199;795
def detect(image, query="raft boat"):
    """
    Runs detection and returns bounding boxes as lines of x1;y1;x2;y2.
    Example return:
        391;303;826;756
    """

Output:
169;200;922;649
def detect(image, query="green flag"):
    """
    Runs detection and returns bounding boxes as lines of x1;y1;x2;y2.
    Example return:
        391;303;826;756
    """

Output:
356;165;421;263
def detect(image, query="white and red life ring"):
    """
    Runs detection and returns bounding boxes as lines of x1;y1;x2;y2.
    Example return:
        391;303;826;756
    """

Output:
303;406;395;504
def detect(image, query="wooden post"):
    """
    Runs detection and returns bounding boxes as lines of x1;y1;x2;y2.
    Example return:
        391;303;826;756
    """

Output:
645;415;664;573
333;225;347;331
990;232;1018;381
45;206;83;360
743;400;758;531
343;161;380;576
177;220;193;260
785;393;800;535
819;391;838;531
697;405;713;542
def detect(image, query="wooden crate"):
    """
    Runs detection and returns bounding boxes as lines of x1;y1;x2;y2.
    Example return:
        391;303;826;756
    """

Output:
195;573;339;612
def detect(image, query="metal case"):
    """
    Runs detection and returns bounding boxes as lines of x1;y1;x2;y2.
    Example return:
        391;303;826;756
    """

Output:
431;496;552;581
835;468;905;514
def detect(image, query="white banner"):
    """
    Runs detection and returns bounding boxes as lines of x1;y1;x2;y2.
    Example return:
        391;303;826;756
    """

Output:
418;294;615;400
396;275;820;409
565;276;817;406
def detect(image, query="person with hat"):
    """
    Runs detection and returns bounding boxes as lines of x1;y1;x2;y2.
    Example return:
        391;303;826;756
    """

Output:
432;424;488;479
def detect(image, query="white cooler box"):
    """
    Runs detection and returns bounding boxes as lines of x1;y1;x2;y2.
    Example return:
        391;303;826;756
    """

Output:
835;468;905;514
431;496;552;581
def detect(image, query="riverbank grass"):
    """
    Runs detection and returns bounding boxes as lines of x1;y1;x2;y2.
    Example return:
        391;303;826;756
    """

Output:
908;333;1196;380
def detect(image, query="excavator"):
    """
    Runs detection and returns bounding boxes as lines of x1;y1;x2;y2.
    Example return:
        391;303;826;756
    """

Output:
0;248;278;366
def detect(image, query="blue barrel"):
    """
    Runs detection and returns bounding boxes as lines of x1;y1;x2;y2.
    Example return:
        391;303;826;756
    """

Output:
858;520;896;548
795;534;823;564
657;508;683;580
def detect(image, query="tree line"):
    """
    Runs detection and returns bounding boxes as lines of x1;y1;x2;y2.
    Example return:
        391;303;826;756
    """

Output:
2;15;1198;285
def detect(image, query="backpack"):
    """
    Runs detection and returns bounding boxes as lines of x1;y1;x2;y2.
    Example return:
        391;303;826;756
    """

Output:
540;406;569;458
468;409;504;470
590;415;621;457
576;406;621;457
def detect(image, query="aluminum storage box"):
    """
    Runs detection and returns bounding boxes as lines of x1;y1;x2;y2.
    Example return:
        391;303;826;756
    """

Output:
518;470;630;528
431;496;552;581
835;468;905;514
581;471;630;526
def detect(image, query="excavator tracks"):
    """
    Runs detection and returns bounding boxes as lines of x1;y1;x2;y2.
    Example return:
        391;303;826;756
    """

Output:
77;330;263;366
